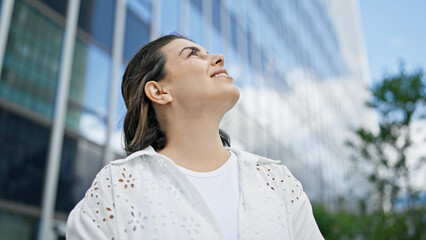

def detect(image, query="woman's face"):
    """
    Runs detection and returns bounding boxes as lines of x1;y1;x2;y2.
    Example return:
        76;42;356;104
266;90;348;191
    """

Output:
159;39;240;115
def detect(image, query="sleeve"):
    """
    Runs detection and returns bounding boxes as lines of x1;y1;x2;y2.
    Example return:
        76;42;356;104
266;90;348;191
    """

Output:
279;165;324;240
291;192;324;240
66;165;118;240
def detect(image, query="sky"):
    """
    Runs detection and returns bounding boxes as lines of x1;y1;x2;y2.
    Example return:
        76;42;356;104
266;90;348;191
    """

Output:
359;1;426;191
359;0;426;84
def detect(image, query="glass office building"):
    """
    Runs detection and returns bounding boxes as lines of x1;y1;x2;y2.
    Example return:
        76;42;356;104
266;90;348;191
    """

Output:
0;0;373;238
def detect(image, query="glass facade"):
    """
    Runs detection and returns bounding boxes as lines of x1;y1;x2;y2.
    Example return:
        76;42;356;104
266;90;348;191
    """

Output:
1;0;63;119
0;107;49;207
0;210;39;239
0;0;372;238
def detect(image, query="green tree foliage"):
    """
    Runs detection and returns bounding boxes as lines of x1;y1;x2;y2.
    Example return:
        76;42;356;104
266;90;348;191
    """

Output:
313;204;426;240
343;63;426;238
346;63;426;210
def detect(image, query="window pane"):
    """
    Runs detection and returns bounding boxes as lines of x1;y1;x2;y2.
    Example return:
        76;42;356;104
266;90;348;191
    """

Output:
112;64;127;155
123;10;150;62
55;135;77;213
0;0;63;119
230;13;237;49
190;0;201;10
39;0;68;16
189;1;202;44
55;138;105;213
0;108;49;207
127;0;151;24
161;0;179;34
212;0;221;31
68;40;111;145
0;210;39;239
78;0;115;49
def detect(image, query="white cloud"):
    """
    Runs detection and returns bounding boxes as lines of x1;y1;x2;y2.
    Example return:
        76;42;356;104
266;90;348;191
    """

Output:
80;113;107;145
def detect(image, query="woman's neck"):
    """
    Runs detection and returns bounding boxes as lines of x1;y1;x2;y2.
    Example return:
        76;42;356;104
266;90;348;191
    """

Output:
157;117;230;172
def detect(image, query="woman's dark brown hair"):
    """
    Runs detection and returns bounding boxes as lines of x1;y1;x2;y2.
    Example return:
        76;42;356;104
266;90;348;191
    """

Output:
121;34;230;155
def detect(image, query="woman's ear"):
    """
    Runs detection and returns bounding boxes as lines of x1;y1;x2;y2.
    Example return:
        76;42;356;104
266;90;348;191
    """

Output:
144;81;173;105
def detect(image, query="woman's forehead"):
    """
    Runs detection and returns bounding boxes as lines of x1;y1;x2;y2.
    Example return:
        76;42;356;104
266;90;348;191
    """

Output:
162;39;207;57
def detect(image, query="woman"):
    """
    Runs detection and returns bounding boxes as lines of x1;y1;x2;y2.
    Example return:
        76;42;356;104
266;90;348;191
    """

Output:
67;34;324;240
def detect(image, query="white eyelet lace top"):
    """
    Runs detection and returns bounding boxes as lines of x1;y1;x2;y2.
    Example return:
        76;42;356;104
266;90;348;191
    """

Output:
66;146;324;240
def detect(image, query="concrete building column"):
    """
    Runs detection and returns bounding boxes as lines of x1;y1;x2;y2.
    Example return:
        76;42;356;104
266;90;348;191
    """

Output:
180;0;189;35
0;0;15;79
150;0;161;40
38;0;80;239
103;0;127;165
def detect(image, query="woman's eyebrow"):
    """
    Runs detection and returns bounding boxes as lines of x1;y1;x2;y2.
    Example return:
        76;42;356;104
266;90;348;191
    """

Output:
178;46;208;56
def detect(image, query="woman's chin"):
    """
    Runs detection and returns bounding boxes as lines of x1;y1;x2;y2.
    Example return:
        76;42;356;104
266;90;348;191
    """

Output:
232;88;240;104
223;88;240;111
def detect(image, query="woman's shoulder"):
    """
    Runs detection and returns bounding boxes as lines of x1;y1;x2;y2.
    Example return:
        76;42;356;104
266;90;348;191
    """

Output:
109;146;159;166
229;148;305;206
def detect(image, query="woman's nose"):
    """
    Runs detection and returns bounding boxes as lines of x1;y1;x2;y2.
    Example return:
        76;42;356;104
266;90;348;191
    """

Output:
211;54;225;66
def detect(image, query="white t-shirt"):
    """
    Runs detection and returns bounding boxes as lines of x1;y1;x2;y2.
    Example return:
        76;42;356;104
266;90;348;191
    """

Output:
174;151;240;240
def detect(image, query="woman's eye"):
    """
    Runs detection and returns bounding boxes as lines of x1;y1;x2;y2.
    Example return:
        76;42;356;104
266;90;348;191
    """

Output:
188;50;198;57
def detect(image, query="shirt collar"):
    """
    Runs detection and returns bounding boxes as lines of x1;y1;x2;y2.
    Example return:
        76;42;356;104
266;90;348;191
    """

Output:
111;146;280;166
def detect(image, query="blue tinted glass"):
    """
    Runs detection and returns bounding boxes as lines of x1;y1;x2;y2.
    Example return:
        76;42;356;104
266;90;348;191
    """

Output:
78;0;115;49
55;135;77;212
211;28;222;55
83;44;111;114
127;0;152;24
0;0;63;119
70;41;111;115
212;0;221;30
230;13;237;49
123;10;150;61
0;108;49;207
115;64;127;132
78;110;107;145
189;2;202;44
0;211;39;239
111;64;127;154
190;0;201;10
69;41;111;144
39;0;67;16
247;32;252;65
61;139;104;211
161;0;179;34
